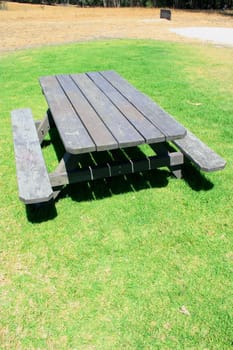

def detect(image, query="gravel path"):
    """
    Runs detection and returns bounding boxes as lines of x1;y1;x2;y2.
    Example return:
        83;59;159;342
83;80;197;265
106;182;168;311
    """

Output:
170;27;233;47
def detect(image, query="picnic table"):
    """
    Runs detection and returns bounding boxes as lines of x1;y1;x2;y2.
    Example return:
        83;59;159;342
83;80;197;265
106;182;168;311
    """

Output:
11;71;226;205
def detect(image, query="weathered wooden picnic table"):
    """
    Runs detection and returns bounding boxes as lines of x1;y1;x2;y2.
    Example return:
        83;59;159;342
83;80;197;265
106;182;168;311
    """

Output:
11;70;226;205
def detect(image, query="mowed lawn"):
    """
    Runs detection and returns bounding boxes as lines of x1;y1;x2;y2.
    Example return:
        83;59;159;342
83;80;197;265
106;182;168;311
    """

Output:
0;40;232;349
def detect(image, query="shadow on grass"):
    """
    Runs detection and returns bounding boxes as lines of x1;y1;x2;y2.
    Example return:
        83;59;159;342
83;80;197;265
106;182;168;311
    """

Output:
59;168;170;203
26;129;214;222
25;163;213;223
25;168;170;223
53;143;172;202
26;200;57;223
62;161;213;203
182;161;214;191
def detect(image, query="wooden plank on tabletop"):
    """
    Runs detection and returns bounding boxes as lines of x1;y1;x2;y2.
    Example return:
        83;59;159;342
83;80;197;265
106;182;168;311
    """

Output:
57;74;118;152
39;75;95;154
101;70;186;141
87;72;165;144
71;73;144;148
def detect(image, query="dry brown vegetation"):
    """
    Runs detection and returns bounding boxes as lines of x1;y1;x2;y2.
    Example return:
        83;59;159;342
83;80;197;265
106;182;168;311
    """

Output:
0;2;232;52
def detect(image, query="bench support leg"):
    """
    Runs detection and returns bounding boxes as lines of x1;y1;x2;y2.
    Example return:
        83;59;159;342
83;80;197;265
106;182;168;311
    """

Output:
168;164;182;179
151;143;183;179
36;110;55;144
52;152;79;199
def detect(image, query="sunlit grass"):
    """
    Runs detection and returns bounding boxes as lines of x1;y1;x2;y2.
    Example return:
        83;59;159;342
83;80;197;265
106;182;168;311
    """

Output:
0;40;232;349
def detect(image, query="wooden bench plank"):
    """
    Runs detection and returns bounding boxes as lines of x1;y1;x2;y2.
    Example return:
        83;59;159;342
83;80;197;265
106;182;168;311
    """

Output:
56;74;118;152
173;130;226;172
87;72;165;144
71;73;145;148
11;108;53;204
39;75;96;154
101;70;186;141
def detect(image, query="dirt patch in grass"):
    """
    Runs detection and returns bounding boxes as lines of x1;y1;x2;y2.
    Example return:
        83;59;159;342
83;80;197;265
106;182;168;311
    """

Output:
0;3;232;52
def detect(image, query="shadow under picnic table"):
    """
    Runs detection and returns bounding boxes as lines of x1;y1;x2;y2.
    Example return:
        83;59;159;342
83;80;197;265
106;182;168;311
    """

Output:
26;199;57;223
25;127;214;223
25;161;213;224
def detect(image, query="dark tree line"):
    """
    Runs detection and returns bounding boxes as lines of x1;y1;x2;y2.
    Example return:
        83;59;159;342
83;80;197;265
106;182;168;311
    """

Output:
9;0;233;9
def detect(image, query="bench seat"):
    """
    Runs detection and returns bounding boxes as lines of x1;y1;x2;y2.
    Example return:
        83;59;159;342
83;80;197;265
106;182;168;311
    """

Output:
11;108;53;204
173;130;226;172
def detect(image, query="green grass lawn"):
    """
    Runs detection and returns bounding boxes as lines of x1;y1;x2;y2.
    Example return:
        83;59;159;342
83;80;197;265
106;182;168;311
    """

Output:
0;40;232;349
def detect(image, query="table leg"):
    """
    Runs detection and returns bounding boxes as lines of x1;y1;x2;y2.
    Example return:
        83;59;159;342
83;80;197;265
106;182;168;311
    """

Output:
151;143;183;178
36;110;55;144
51;152;79;199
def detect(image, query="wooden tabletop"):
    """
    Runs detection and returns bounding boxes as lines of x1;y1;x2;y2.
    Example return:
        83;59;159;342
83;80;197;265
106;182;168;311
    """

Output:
40;70;186;155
